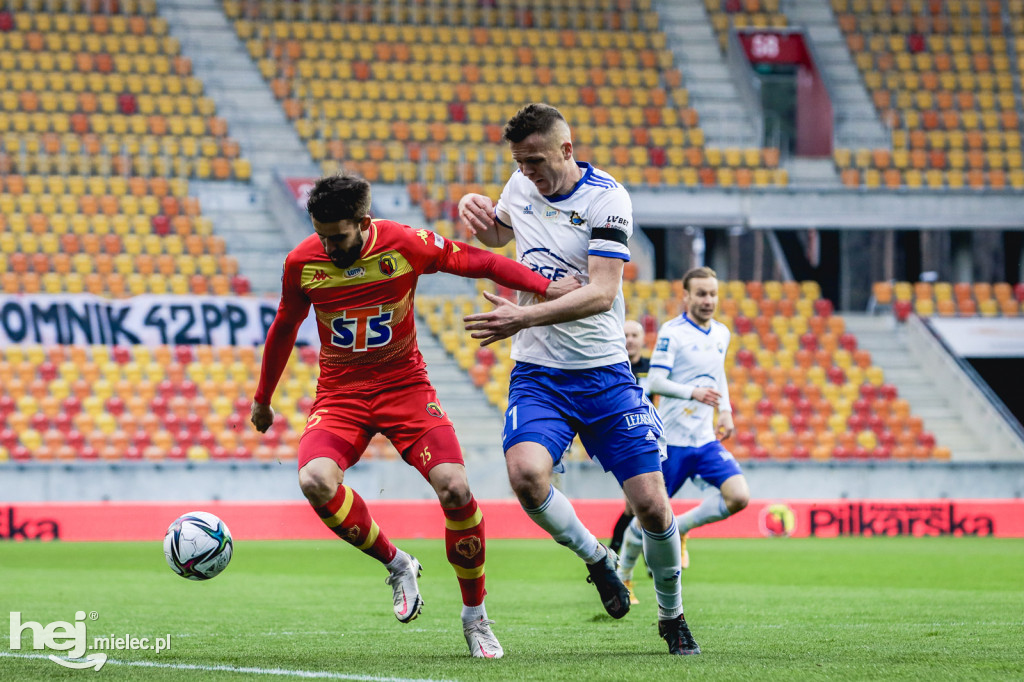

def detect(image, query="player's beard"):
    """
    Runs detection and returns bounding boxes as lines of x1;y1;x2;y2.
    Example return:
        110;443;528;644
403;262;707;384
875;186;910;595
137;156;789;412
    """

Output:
329;242;362;269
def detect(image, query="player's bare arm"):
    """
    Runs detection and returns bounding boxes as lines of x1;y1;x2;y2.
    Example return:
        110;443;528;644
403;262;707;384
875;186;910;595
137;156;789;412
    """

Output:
463;255;621;346
543;275;583;300
691;387;722;406
717;411;735;440
457;193;514;247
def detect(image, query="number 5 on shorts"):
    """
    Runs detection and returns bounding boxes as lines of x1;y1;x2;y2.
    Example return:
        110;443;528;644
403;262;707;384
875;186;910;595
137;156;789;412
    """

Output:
305;408;328;430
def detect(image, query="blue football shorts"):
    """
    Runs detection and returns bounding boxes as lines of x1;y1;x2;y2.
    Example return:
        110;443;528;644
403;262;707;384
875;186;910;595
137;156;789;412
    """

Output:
502;361;665;485
661;441;744;497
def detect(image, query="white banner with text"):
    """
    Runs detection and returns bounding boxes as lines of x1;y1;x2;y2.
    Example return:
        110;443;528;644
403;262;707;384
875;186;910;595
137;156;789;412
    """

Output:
0;294;319;347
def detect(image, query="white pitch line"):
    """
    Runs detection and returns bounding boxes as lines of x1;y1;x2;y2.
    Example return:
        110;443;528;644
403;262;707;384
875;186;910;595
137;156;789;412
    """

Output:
0;652;453;682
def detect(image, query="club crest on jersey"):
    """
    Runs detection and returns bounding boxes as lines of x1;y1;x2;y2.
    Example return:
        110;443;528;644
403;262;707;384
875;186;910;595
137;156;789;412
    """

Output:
344;266;365;279
624;412;656;430
425;401;446;418
569;211;585;226
378;254;398;277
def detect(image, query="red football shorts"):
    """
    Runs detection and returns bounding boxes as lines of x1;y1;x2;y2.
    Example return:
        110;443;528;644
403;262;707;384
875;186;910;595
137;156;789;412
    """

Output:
296;382;465;477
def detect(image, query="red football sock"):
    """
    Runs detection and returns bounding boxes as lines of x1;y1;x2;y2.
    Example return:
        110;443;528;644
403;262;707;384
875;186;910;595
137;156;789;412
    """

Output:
313;484;397;565
444;497;486;607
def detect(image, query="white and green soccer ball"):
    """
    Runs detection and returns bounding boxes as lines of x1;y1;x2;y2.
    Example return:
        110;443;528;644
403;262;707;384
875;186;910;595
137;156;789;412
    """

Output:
163;511;233;581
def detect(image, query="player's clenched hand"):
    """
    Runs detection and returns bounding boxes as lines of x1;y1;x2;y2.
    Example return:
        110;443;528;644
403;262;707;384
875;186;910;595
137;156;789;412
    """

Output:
544;274;583;300
717;411;735;441
458;193;496;238
250;401;275;433
463;291;527;346
691;387;721;406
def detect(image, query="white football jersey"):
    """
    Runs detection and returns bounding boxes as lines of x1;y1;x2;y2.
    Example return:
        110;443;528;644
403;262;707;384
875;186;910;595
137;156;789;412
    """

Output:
649;314;732;447
494;163;632;370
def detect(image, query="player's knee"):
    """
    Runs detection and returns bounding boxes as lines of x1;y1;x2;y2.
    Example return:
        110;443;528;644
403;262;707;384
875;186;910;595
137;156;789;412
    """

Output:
725;492;749;514
631;497;673;533
434;476;471;508
508;469;549;508
298;461;341;506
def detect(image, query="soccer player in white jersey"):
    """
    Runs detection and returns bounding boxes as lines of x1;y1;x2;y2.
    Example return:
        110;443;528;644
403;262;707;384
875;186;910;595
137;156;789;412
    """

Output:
458;103;698;656
617;267;751;595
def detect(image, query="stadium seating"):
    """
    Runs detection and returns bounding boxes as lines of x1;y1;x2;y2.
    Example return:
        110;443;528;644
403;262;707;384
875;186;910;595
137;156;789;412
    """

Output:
0;173;250;296
832;0;1024;189
418;279;948;463
0;0;247;180
704;0;788;51
0;1;251;295
0;343;401;462
875;280;1024;318
225;0;788;241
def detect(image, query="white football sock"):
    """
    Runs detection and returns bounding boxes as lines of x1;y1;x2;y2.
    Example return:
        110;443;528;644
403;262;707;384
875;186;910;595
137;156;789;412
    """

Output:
385;549;411;573
523;485;603;564
677;492;730;534
617;518;644;581
461;603;487;623
642;522;684;620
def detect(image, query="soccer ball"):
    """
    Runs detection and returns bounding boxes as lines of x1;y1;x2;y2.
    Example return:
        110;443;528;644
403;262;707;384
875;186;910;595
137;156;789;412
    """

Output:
163;511;233;581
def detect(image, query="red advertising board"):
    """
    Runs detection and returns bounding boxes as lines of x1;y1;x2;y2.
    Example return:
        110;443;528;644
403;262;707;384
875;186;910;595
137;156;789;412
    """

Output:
736;31;809;64
1;499;1021;542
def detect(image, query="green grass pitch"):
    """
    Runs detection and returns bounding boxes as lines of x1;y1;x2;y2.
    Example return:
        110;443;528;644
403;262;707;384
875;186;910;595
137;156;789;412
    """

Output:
2;537;1023;681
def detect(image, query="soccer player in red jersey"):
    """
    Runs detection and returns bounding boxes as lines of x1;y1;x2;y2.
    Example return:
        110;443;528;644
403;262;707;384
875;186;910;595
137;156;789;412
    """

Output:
250;173;577;659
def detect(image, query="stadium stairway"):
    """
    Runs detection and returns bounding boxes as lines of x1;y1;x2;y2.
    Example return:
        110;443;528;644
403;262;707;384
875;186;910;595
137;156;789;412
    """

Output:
414;298;507;461
785;157;842;187
654;0;758;146
157;0;317;293
843;314;1022;461
785;0;889;150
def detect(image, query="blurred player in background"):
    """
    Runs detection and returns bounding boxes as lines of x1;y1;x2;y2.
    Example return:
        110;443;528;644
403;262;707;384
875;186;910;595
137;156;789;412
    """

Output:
250;173;578;659
617;267;750;600
608;319;650;559
458;103;699;655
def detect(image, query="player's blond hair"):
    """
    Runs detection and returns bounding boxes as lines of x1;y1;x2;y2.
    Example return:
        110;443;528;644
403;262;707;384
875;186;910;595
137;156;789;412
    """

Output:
682;266;718;292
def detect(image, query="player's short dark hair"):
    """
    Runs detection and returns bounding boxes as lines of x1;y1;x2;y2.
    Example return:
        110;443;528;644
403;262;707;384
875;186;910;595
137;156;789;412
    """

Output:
503;103;567;143
682;266;718;292
306;173;371;223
